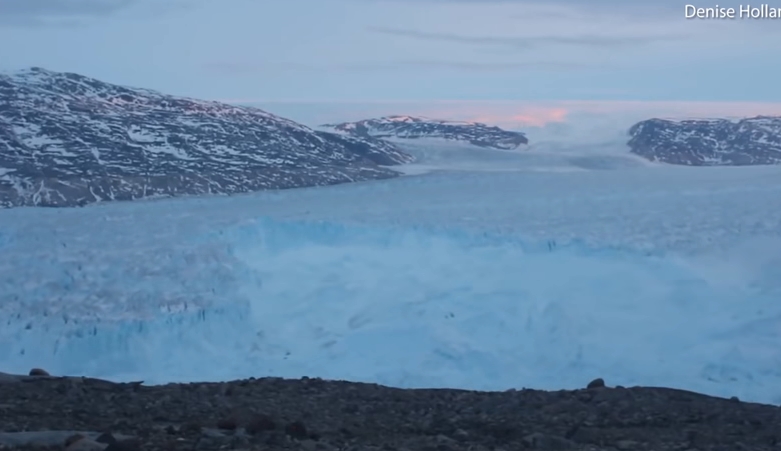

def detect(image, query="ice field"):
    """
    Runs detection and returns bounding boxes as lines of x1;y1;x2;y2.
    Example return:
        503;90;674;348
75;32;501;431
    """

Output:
2;141;781;404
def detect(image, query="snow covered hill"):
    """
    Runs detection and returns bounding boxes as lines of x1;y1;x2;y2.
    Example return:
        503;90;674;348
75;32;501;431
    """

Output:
321;115;529;150
0;67;413;208
628;116;781;165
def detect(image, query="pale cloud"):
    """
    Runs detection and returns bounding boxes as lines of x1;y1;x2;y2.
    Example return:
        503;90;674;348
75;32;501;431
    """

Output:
0;0;777;102
203;60;593;74
0;0;196;26
368;27;689;48
365;0;724;16
0;0;134;17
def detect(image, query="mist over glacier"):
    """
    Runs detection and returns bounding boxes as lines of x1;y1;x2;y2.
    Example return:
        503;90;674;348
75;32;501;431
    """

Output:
1;142;781;404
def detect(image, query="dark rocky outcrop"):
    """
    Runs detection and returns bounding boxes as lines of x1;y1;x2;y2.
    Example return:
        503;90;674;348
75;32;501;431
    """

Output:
1;372;780;450
628;116;781;165
322;115;528;150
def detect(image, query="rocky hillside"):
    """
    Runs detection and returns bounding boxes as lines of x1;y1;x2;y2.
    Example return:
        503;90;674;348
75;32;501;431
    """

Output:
1;372;780;451
0;68;413;208
628;116;781;165
322;115;528;150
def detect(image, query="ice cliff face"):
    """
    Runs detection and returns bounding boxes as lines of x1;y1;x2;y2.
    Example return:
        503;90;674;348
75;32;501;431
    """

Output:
0;68;413;208
628;116;781;165
322;115;529;150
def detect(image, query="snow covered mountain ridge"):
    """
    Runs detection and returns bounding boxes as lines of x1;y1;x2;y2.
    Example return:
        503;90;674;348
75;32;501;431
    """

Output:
321;115;529;150
0;67;413;208
628;116;781;165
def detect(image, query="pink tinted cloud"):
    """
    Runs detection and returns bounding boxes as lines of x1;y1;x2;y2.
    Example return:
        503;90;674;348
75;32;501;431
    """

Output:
231;99;781;128
449;108;569;127
388;101;781;128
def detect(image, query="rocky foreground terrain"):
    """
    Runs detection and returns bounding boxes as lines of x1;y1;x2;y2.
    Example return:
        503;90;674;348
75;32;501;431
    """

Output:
627;116;781;165
1;371;779;451
0;68;413;208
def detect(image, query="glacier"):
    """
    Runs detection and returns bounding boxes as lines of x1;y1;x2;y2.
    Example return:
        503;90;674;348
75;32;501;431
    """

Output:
1;144;781;404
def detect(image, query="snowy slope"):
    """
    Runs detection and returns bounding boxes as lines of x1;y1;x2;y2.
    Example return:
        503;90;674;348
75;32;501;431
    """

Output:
628;116;781;165
321;115;528;150
1;163;781;403
0;68;413;208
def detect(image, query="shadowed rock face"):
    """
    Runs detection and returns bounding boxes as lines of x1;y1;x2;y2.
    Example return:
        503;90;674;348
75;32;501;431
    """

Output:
322;115;529;150
0;67;413;208
628;116;781;166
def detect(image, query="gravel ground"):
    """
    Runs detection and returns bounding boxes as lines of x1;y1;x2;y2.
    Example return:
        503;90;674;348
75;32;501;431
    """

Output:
1;371;780;451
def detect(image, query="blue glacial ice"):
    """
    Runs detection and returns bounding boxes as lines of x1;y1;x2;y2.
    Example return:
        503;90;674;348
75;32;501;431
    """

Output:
1;156;781;404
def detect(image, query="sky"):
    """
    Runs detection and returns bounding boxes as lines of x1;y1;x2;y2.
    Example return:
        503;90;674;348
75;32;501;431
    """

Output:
1;0;780;128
